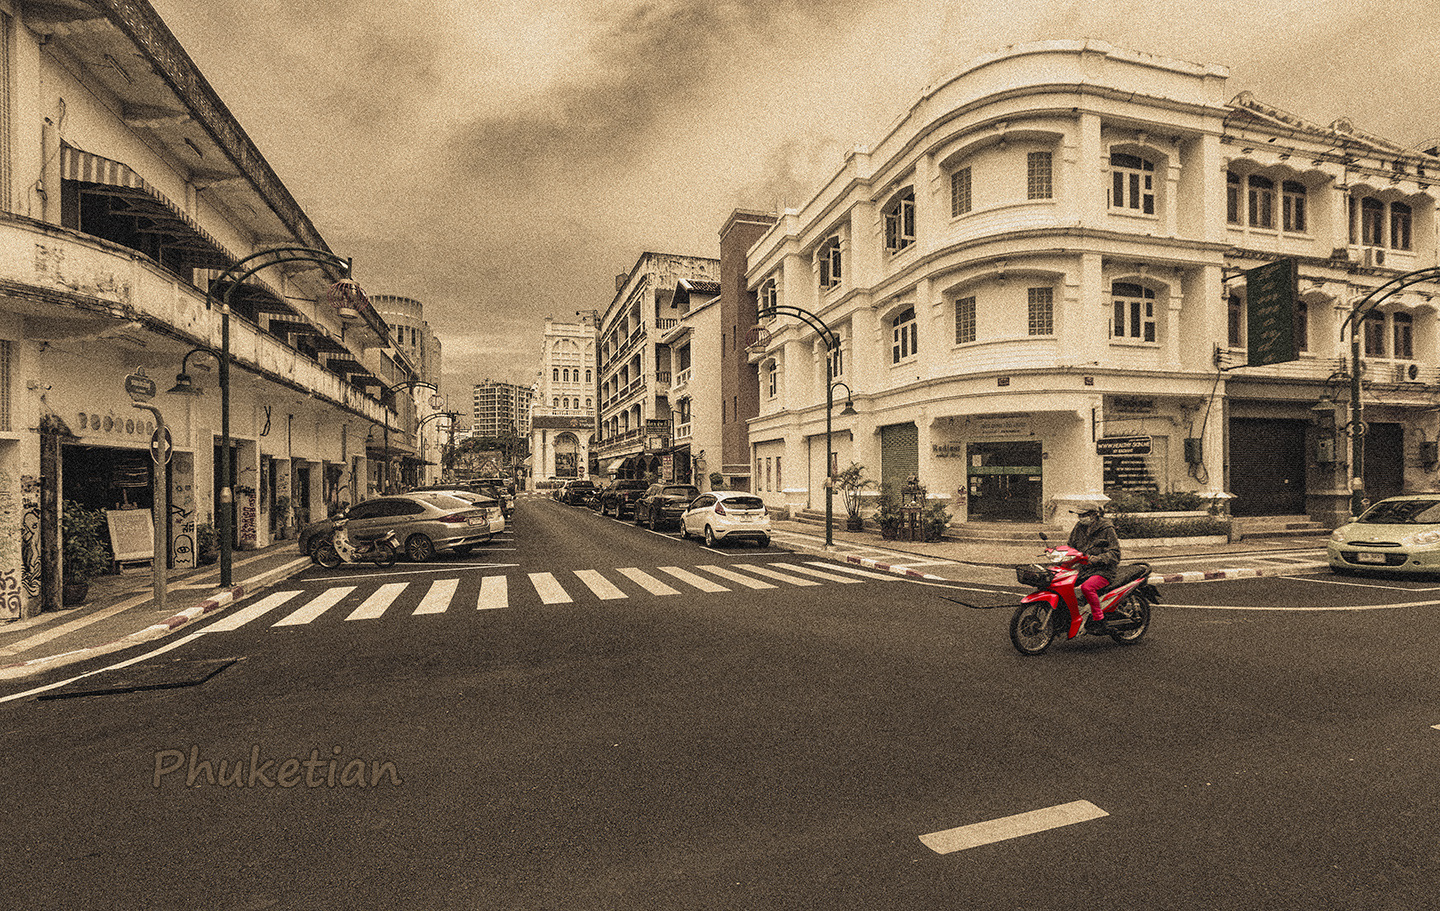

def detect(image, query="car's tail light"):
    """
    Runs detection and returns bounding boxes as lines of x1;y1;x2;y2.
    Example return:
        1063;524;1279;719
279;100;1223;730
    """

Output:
438;513;472;524
713;502;727;515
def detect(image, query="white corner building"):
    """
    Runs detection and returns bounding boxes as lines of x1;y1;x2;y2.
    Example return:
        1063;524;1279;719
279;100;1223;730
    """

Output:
745;40;1440;528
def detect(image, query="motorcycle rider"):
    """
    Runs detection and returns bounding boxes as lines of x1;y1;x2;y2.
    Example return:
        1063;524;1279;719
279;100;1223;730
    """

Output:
1067;505;1121;627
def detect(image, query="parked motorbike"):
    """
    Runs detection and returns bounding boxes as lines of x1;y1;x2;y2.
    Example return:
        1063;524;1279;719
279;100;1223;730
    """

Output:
314;519;399;569
1007;540;1161;656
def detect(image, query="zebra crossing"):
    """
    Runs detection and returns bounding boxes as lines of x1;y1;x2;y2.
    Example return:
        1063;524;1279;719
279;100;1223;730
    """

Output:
202;560;904;633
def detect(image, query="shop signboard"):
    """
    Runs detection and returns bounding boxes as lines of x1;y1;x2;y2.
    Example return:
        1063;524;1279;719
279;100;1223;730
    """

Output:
1245;258;1300;367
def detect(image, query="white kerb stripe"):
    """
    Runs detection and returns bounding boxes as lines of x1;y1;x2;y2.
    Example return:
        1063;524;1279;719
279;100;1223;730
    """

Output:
273;587;356;626
920;800;1108;855
575;570;627;600
657;566;729;593
779;564;863;583
477;575;507;610
206;591;303;632
735;564;819;586
697;564;777;590
345;583;408;621
616;568;679;595
413;578;459;615
529;572;572;604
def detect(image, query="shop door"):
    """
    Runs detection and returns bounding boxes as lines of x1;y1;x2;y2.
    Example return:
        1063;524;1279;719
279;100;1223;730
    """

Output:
1230;418;1307;516
967;442;1043;521
1362;422;1404;504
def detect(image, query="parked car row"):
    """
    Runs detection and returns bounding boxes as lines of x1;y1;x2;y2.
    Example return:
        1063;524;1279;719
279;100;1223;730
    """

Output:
552;479;771;547
299;489;506;564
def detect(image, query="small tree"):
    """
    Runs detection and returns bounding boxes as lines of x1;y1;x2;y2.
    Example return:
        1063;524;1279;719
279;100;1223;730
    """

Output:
832;462;875;529
62;500;112;586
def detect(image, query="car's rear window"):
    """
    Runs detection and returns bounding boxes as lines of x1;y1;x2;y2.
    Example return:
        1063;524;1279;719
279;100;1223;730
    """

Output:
1359;499;1440;524
663;487;700;498
723;496;765;510
412;493;474;509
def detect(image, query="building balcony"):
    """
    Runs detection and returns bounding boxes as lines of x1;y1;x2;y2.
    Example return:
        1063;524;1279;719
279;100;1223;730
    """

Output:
675;422;692;441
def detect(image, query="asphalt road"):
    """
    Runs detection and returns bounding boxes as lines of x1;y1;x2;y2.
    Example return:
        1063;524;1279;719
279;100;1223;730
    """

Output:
3;499;1439;909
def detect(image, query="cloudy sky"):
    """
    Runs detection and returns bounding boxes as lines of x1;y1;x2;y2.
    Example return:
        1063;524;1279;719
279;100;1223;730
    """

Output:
148;0;1440;420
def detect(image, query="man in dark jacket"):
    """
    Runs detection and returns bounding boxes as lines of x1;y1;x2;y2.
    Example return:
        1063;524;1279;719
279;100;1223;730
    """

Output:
1066;506;1121;625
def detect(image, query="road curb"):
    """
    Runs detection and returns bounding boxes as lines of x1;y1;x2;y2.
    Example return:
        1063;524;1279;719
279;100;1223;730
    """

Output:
0;557;312;680
1147;562;1329;585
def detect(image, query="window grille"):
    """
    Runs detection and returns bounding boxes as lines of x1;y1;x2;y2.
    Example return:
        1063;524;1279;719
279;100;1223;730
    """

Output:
1027;288;1054;336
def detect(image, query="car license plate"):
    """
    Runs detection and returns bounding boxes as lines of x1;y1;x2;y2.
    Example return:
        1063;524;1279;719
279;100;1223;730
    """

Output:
467;516;484;526
1355;552;1386;564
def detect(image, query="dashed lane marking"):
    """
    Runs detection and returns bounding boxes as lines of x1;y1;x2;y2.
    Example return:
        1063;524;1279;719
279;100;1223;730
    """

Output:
920;800;1109;854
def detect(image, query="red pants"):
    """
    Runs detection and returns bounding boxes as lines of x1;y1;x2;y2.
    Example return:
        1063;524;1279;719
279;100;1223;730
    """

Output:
1079;574;1109;621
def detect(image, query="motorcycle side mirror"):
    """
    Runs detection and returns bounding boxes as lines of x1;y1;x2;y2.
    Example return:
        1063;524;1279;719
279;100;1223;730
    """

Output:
1038;532;1049;543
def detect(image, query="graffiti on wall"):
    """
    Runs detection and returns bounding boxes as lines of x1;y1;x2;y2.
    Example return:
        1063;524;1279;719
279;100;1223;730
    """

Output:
171;467;196;570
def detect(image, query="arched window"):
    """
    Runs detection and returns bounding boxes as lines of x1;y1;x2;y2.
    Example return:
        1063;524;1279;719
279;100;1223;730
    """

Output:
891;306;917;363
552;368;559;381
563;369;570;383
818;236;842;290
883;188;915;253
1111;282;1157;342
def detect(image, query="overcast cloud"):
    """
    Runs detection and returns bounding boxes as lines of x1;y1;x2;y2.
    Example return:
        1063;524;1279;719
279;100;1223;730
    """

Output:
148;0;1440;419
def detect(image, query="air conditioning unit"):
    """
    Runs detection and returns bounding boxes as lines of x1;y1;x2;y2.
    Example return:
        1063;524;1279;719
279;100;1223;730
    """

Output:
1395;362;1422;383
1363;247;1386;267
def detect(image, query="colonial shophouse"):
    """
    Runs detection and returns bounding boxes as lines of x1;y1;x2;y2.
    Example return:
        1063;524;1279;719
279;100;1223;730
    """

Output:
744;40;1440;527
0;0;427;617
594;253;718;482
529;315;597;484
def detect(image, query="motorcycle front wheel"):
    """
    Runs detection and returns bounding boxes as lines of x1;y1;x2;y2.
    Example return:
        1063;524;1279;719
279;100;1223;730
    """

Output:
369;540;397;568
1009;602;1057;656
1107;594;1151;644
315;542;342;569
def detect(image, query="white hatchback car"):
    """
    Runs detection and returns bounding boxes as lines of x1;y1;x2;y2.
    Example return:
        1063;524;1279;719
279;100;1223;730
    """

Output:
681;491;772;548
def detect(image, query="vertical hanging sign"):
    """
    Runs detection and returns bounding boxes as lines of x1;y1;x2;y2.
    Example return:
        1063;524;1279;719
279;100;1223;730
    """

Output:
1245;258;1300;367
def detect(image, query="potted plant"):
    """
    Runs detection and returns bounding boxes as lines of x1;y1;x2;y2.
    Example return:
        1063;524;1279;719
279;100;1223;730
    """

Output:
196;520;219;565
873;485;903;540
920;501;953;543
833;462;875;531
62;500;112;605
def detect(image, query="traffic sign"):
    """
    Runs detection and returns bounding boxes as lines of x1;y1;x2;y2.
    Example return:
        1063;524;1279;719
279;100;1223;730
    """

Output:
150;426;173;465
126;371;157;402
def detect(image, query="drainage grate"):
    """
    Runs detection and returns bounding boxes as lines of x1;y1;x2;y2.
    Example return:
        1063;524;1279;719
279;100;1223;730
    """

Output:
38;658;238;700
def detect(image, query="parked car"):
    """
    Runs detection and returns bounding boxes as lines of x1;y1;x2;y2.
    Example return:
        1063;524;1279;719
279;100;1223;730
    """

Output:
680;491;772;547
1328;495;1440;574
598;479;650;518
298;492;500;563
635;484;701;530
410;488;507;534
466;478;515;519
558;478;598;506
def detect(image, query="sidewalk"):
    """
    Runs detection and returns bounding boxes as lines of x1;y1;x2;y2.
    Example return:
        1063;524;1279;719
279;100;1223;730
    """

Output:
0;541;311;681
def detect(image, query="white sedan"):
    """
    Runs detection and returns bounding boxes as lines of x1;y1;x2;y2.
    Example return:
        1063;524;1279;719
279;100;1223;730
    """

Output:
681;492;772;548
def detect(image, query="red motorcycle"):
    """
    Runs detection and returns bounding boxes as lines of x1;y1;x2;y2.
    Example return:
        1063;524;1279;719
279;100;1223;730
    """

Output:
1008;542;1160;655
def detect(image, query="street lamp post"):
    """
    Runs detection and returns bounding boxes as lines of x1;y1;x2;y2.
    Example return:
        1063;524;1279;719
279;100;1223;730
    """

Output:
205;246;357;587
1339;266;1440;517
755;302;853;548
381;380;439;493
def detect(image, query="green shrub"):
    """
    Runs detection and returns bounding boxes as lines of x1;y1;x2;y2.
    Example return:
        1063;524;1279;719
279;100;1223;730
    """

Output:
921;501;952;541
62;500;113;583
1112;514;1231;539
1106;490;1206;513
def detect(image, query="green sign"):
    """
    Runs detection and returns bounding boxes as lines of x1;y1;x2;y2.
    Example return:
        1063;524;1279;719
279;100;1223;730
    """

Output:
1245;259;1299;367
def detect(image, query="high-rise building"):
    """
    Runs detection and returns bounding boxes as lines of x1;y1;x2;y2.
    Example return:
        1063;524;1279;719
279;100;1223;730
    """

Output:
472;380;533;439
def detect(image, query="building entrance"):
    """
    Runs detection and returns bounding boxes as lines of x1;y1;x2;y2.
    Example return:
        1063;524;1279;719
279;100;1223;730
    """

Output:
1230;418;1307;516
966;441;1043;521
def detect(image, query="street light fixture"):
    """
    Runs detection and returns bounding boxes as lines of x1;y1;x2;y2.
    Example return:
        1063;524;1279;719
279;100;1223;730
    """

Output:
166;347;216;396
755;302;852;548
205;246;357;587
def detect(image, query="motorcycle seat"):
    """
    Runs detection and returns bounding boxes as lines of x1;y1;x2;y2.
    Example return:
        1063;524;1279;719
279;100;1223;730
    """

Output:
1105;563;1152;589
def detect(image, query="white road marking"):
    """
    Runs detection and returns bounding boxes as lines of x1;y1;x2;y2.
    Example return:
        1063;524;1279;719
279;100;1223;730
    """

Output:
697;564;777;590
0;632;208;704
273;587;355;626
205;591;303;632
657;566;730;593
413;579;459;615
808;563;905;581
345;583;408;620
575;570;627;600
1166;598;1440;611
477;575;508;610
617;567;680;595
738;564;819;586
529;572;572;604
920;800;1109;854
778;564;863;584
3;592;152;653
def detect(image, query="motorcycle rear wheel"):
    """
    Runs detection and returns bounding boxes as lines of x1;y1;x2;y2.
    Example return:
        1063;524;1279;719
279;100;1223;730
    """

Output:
1009;603;1057;656
1108;594;1151;644
315;542;342;569
370;540;397;568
